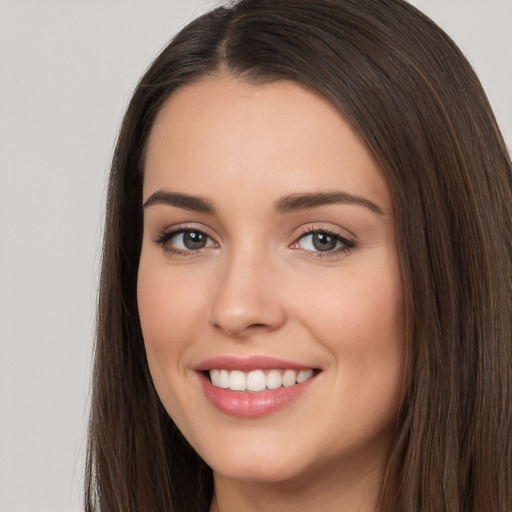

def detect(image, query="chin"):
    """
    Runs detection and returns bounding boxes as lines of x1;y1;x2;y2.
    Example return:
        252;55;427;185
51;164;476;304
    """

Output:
209;455;310;485
193;429;314;484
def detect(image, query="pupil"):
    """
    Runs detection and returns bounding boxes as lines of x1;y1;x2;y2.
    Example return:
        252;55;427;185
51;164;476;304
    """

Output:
313;233;337;251
183;231;206;250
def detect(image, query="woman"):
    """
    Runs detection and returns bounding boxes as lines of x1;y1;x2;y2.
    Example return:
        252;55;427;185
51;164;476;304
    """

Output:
85;0;512;510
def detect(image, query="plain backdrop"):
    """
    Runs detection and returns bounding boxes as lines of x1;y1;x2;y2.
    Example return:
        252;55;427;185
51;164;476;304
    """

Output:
0;1;510;511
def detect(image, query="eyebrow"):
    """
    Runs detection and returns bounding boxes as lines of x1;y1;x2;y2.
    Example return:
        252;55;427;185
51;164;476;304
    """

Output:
143;190;384;216
273;191;384;215
143;191;216;213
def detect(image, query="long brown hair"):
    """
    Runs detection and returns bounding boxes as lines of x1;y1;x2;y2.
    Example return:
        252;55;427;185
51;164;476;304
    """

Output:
85;1;512;510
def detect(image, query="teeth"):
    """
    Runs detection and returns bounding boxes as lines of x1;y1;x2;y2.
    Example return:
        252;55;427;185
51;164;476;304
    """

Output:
229;370;246;391
266;369;282;389
210;369;229;388
297;369;314;383
208;368;315;391
246;370;267;392
218;369;230;388
282;369;297;387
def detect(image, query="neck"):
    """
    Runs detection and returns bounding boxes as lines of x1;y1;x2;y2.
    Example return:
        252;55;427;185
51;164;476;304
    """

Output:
210;460;383;512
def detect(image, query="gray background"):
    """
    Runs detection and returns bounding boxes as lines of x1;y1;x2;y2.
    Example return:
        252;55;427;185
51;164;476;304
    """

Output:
1;1;510;511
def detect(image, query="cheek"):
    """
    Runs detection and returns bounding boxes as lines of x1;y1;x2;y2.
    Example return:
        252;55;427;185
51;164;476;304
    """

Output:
293;257;405;414
136;258;213;433
339;274;403;352
137;258;208;368
297;260;403;347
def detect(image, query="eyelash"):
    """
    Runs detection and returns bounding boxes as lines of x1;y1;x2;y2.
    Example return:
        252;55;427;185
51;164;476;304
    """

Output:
153;225;216;257
153;225;356;259
292;226;356;259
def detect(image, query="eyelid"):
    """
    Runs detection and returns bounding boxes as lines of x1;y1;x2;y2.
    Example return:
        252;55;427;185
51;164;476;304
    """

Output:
151;222;356;258
294;223;356;240
153;222;210;239
152;223;220;256
290;224;356;257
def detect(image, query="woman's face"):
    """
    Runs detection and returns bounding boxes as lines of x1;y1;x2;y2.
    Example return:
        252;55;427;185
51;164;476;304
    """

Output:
138;77;405;487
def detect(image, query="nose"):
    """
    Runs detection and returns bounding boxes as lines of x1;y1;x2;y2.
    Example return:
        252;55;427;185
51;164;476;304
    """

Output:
209;249;286;338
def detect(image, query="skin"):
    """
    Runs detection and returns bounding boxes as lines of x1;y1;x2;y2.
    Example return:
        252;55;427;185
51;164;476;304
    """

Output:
138;76;405;512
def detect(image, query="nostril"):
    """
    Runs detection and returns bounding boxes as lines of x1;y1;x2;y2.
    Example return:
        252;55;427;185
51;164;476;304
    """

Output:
212;320;276;337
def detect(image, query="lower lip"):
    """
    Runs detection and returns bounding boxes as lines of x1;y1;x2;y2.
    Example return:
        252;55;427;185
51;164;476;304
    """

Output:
198;373;317;418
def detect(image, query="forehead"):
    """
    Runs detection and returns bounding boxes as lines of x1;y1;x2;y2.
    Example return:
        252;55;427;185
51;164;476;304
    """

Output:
143;77;392;214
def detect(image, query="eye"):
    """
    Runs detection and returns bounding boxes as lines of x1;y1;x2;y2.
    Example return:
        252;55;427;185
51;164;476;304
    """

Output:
154;228;217;254
291;229;355;255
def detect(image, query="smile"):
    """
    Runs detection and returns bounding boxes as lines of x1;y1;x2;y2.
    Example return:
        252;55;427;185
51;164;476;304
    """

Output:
208;368;314;392
195;357;321;417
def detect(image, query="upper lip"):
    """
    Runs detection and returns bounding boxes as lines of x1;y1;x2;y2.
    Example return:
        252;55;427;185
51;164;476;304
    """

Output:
195;355;317;372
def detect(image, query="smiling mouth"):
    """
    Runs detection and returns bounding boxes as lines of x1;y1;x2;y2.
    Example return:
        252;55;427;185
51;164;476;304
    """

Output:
205;368;319;392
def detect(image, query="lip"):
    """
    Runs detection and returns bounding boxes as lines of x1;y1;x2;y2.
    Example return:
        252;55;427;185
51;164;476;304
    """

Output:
195;356;320;418
195;355;314;372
